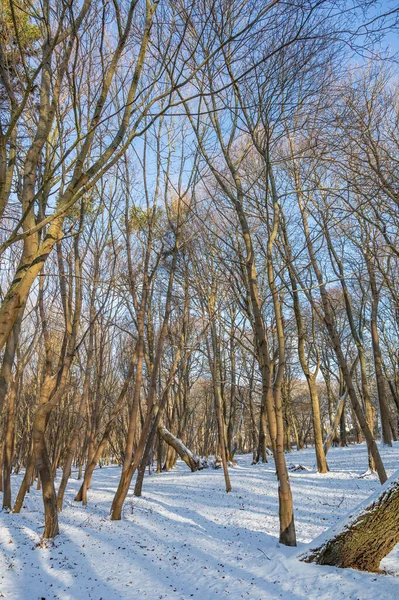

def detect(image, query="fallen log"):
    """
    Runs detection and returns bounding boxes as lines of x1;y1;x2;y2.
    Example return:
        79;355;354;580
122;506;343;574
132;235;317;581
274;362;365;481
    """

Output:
158;425;205;472
301;469;399;571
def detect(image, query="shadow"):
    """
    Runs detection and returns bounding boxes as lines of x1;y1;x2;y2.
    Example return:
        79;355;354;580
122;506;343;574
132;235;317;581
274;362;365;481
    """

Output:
1;442;399;599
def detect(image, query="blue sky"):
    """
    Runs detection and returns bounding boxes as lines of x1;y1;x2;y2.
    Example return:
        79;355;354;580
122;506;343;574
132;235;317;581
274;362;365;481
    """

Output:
370;1;399;54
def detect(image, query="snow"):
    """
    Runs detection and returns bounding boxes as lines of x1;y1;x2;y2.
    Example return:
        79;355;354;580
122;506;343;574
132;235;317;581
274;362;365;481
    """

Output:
1;443;399;600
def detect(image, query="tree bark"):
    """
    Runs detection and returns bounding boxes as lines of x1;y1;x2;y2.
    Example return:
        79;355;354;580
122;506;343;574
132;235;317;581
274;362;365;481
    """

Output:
367;257;392;446
2;379;17;510
32;404;59;538
14;454;35;513
158;425;203;472
303;470;399;571
209;315;232;493
324;393;346;455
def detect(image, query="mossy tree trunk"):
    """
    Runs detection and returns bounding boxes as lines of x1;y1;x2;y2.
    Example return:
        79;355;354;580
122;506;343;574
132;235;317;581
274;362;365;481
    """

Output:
303;470;399;571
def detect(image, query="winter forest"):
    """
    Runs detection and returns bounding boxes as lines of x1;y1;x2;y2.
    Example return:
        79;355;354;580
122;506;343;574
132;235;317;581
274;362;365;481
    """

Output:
1;1;399;598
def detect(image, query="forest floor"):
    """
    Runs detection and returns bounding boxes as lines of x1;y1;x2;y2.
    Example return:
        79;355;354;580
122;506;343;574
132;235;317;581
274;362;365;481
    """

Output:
1;443;399;600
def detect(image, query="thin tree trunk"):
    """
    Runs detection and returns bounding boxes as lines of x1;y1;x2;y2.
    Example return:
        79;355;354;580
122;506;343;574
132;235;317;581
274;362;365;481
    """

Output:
32;404;59;538
295;190;387;484
324;393;346;455
110;246;178;520
282;217;328;473
2;380;17;509
74;352;136;503
367;257;392;446
57;334;94;511
14;454;35;513
209;315;232;493
324;225;376;468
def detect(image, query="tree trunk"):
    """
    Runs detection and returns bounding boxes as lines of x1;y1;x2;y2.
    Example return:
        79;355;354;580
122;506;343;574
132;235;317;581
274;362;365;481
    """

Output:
57;327;94;511
156;433;163;473
303;470;399;571
111;245;178;520
256;394;268;463
308;377;329;473
324;393;346;455
324;226;376;468
1;310;24;506
2;380;17;510
209;316;232;493
297;196;387;483
339;406;347;447
158;425;203;472
74;352;136;503
366;255;392;446
32;406;59;538
134;418;158;497
14;454;35;513
282;219;328;473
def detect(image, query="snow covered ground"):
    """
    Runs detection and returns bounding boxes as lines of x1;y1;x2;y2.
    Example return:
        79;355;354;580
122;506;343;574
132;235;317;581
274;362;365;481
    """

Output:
1;443;399;600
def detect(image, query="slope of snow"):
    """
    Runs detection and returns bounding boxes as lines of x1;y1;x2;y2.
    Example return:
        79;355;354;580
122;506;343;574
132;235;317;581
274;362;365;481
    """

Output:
1;443;399;600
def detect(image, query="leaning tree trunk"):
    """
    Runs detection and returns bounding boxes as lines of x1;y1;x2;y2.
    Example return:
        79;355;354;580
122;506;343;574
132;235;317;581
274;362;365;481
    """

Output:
134;414;161;497
297;194;387;484
14;453;35;513
158;425;203;472
302;469;399;571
